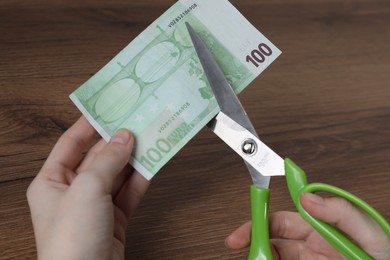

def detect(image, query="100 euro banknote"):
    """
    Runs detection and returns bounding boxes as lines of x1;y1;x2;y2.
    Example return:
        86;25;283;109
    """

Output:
70;0;281;180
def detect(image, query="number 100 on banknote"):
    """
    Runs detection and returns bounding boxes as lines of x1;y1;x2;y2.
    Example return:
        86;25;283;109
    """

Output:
70;0;281;179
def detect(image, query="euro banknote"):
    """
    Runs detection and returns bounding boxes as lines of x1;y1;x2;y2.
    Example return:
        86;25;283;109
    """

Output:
70;0;281;179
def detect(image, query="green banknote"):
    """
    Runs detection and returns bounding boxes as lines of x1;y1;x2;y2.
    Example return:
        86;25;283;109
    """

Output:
70;0;281;179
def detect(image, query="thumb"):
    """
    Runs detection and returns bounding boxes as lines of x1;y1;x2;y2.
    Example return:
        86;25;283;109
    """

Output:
300;192;389;256
80;129;134;194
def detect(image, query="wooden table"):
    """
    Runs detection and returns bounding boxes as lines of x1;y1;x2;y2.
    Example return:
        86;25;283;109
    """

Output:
1;0;389;259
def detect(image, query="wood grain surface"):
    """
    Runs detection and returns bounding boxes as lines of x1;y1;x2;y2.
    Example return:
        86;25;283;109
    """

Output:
1;0;389;259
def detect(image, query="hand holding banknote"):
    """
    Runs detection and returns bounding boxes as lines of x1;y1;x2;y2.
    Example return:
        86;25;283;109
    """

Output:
27;117;149;260
226;193;390;260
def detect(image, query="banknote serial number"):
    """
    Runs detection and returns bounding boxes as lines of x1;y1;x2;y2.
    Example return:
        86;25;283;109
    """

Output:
158;102;191;134
246;43;273;68
168;3;198;28
140;102;192;171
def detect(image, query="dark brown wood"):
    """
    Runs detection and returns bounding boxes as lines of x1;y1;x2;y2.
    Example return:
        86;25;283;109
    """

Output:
1;0;389;259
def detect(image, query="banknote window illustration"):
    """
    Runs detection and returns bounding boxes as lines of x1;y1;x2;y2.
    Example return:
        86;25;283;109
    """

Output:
95;78;141;122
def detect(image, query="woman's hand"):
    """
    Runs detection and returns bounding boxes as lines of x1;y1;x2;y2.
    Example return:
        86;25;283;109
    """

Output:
27;116;149;260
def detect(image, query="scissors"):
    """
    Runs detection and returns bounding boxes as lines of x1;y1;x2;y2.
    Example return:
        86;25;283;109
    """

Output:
185;22;390;260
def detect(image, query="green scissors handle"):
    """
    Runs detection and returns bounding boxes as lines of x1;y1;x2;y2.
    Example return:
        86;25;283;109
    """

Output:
249;158;390;260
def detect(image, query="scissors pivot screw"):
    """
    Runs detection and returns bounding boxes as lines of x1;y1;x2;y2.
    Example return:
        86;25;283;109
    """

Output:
242;139;257;156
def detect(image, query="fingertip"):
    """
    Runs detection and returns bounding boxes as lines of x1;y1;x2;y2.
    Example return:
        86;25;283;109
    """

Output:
225;235;235;249
225;222;251;250
110;129;133;146
300;193;329;223
300;192;324;211
225;234;246;250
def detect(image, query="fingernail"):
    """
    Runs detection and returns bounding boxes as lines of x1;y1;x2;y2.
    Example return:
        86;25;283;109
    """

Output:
225;236;230;247
110;129;131;145
225;236;233;248
302;192;324;205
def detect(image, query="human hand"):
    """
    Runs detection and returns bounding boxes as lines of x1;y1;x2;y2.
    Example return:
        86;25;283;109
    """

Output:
226;192;390;259
27;116;149;260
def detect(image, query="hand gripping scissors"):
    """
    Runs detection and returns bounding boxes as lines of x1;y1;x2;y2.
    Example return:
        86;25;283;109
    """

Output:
186;23;390;260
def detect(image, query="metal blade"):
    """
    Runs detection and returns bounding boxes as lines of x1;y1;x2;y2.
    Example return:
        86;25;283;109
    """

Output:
186;22;272;188
210;112;285;178
186;22;254;131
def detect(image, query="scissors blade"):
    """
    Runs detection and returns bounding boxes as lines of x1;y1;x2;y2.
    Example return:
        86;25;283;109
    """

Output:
211;112;285;178
186;22;273;188
185;22;254;131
